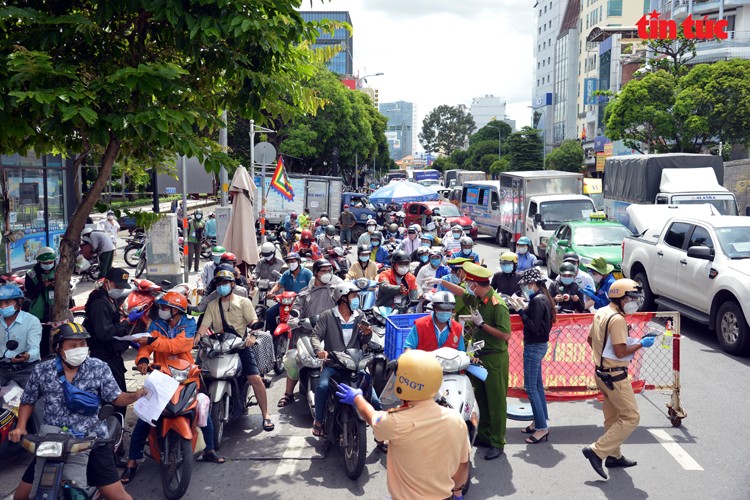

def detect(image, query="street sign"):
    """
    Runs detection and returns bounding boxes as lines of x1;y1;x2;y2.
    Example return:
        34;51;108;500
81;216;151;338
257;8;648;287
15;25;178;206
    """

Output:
165;187;176;194
254;142;277;165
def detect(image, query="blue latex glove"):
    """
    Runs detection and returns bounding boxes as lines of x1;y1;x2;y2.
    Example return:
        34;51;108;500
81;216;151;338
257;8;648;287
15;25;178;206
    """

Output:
128;309;146;323
581;286;597;298
640;336;656;348
335;383;363;406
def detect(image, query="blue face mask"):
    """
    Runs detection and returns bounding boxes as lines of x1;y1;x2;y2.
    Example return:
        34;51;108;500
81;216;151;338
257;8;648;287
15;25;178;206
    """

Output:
466;283;477;296
501;264;514;274
522;285;535;299
430;258;442;268
447;273;460;284
0;305;17;318
359;255;369;263
348;297;361;311
435;311;452;323
462;248;472;256
213;256;221;264
420;255;429;263
371;241;380;248
217;284;232;297
452;233;461;240
560;276;575;286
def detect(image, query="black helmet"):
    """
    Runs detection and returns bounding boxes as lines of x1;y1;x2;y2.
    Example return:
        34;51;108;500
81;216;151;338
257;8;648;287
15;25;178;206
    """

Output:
370;231;382;241
52;322;90;349
312;259;332;274
325;224;336;236
562;251;580;264
391;250;410;265
559;262;578;276
357;244;370;255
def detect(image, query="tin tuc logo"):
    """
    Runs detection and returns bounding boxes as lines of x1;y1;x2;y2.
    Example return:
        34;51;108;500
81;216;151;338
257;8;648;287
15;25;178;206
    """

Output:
636;10;728;40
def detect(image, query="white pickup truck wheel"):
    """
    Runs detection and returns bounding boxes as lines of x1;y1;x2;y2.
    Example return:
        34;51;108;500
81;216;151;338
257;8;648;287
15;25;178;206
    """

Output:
633;272;655;311
716;301;750;355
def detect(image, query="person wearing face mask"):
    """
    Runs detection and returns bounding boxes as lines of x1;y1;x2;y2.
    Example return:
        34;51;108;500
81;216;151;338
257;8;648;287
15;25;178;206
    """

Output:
413;246;432;275
338;205;356;247
197;272;274;432
581;257;616;310
443;225;464;256
0;284;42;387
369;232;390;264
292;229;322;260
423;222;442;246
419;233;435;251
347;245;379;280
562;251;595;291
549;262;586;313
396;224;422;256
186;209;206;273
205;212;217;239
191;264;250;319
310;282;376;437
83;267;132;417
98;210;120;246
318;224;341;250
491;252;522;300
431;262;512;460
384;222;402;242
24;247;58;357
122;291;227;480
451;236;480;264
200;245;226;294
357;219;378;248
278;260;340;408
81;227;116;279
515;236;539;271
252;242;284;284
10;323;147;500
435;257;472;293
416;249;450;294
265;253;313;336
314;216;330;238
377;251;419;309
583;279;653;480
404;291;465;352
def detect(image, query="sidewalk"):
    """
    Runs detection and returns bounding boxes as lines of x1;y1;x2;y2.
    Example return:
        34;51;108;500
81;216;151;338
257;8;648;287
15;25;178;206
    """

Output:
89;198;219;223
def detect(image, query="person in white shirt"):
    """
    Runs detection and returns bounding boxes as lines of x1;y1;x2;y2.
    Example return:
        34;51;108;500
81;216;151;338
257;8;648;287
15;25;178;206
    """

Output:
416;248;449;294
98;211;120;247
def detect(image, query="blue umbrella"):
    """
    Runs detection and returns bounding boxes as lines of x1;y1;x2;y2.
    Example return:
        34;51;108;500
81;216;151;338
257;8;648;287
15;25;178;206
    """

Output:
369;181;439;204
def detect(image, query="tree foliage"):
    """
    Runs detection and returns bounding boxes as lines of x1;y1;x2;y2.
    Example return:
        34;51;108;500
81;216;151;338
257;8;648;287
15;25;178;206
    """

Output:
545;139;584;172
418;105;476;155
505;126;544;171
0;1;330;319
469;120;512;146
646;30;697;77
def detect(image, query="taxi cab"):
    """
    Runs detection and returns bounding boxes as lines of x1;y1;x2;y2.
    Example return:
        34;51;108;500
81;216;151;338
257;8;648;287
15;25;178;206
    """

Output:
545;213;632;278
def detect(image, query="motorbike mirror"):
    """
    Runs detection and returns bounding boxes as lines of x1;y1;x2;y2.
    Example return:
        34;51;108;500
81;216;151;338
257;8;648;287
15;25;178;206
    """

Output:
250;320;264;330
468;340;485;354
5;339;19;351
161;280;172;288
189;365;201;378
272;270;282;278
98;405;114;421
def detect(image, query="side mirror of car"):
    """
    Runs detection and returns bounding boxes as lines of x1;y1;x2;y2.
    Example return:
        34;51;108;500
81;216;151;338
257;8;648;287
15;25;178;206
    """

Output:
534;213;542;225
491;202;499;210
687;245;714;261
557;239;569;247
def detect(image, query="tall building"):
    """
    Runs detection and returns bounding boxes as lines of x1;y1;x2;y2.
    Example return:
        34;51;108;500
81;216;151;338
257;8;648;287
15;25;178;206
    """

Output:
533;0;566;154
552;0;580;146
300;11;353;76
379;101;415;161
469;95;516;131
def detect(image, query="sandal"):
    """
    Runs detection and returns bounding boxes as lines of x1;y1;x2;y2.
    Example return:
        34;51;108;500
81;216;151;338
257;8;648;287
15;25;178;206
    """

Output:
120;465;138;484
263;418;275;432
312;422;326;438
521;425;536;434
277;393;294;408
375;440;388;453
199;451;226;464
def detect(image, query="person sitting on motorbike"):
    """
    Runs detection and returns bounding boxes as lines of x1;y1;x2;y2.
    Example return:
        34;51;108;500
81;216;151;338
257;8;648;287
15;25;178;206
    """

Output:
317;224;340;251
413;246;432;275
313;213;328;232
443;225;464;256
310;282;378;438
384;222;402;242
423;222;442;246
347;245;379;281
24;247;58;358
404;291;465;352
123;292;225;483
298;208;311;230
451;236;480;264
419;233;435;250
220;252;249;289
394;211;406;227
581;257;616;310
396;224;422;256
200;245;226;293
377;251;419;308
314;216;330;239
333;349;470;500
292;229;322;260
369;232;390;264
435;257;473;293
549;262;586;313
284;212;298;242
11;323;146;500
491;251;523;299
277;259;340;408
191;264;250;315
357;219;378;248
516;236;539;271
416;249;450;294
0;284;42;388
562;251;595;291
197;272;274;431
265;253;313;335
252;242;284;285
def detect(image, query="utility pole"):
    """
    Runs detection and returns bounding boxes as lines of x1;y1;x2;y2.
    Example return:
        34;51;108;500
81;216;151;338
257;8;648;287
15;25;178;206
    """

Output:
355;152;359;190
181;155;189;283
219;110;228;207
250;119;255;179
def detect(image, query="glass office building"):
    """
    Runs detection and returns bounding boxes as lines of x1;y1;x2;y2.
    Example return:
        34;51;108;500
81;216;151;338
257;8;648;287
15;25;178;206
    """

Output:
379;101;415;161
300;11;353;76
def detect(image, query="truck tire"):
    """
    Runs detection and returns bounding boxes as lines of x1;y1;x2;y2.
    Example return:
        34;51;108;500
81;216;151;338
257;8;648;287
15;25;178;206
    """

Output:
496;228;507;247
716;301;750;355
632;271;655;311
351;224;365;242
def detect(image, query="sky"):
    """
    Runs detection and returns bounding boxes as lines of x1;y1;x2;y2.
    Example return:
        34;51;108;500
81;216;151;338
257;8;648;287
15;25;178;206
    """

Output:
300;0;536;151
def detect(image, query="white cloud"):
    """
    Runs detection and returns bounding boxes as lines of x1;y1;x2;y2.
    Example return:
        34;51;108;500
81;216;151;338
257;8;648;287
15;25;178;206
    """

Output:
301;1;535;146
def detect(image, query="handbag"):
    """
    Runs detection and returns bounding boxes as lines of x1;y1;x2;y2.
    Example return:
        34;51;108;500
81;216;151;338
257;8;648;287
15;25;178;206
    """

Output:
56;358;101;417
217;300;240;337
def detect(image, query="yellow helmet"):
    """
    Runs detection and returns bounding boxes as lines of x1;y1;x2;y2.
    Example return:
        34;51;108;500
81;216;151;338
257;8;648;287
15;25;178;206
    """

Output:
500;251;518;263
394;350;443;401
608;278;643;299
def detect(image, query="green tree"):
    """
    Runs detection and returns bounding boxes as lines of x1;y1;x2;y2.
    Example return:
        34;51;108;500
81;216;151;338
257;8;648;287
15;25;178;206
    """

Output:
431;156;457;173
545;139;584;172
463;140;501;170
490;157;510;176
418;105;476;155
646;30;697;77
469;120;512;146
505;126;544;171
0;1;329;319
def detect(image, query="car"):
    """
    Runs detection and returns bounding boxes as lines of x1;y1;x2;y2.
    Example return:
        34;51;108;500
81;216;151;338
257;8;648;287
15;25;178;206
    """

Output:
545;214;633;279
402;201;478;238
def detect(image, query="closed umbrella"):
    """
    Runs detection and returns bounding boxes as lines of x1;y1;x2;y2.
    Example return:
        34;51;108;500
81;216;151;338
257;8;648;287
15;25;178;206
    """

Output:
368;181;440;204
223;165;258;267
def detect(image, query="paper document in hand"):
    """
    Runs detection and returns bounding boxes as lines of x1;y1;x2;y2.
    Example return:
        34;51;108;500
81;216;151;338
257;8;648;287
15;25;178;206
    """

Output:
134;370;180;426
602;337;640;362
114;332;152;341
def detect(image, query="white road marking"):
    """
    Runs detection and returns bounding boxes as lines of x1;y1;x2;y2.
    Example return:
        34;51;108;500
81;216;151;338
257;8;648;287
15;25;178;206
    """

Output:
274;436;307;476
648;429;704;471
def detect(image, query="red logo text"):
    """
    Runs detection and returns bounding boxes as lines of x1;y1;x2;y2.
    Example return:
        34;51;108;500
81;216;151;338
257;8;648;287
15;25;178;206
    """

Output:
636;10;728;40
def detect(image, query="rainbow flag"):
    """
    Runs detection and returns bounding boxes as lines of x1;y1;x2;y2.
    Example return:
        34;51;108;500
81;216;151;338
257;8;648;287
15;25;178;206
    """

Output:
270;156;294;201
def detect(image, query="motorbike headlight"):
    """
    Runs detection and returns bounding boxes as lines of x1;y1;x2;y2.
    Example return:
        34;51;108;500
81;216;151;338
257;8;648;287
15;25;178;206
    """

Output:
170;366;189;383
434;353;461;373
281;297;294;305
36;441;63;458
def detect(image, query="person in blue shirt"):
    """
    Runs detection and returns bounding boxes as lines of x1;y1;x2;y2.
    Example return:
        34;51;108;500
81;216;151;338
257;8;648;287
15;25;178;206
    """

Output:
369;232;390;264
204;212;217;239
516;236;539;271
265;252;313;334
284;212;298;241
450;236;480;264
0;284;42;387
581;257;616;310
404;291;465;352
436;257;473;293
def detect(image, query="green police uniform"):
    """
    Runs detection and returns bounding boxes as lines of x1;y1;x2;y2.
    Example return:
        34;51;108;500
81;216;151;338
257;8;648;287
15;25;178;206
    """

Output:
455;262;512;450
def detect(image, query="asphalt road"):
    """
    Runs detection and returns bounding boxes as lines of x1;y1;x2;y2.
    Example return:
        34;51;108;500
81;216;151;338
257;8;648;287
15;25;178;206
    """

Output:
3;234;750;499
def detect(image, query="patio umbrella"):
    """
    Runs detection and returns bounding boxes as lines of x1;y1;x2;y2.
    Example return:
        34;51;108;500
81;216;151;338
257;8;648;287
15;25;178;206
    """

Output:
223;165;258;267
368;181;440;204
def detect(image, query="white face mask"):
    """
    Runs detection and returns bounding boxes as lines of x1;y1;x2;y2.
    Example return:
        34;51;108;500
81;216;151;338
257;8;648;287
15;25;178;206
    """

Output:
367;226;375;233
63;347;89;367
396;265;409;276
320;273;333;284
623;300;639;315
263;254;274;262
288;262;299;271
591;273;603;283
158;308;173;320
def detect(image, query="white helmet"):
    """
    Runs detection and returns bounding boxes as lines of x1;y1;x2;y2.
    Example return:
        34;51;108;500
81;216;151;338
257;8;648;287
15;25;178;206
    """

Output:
460;236;474;247
81;227;93;238
332;281;360;303
431;291;457;311
319;216;330;226
260;242;275;257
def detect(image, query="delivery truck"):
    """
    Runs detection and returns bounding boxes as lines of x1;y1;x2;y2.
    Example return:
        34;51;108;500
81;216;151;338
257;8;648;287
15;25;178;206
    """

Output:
254;174;342;226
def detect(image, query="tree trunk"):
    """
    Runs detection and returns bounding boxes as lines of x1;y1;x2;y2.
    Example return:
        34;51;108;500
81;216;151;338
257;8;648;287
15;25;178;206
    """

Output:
52;136;121;321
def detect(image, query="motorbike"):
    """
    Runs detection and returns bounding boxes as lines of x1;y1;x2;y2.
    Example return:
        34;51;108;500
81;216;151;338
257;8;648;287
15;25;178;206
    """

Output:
253;269;282;326
200;235;216;260
294;318;321;421
20;404;122;500
351;278;388;396
270;290;297;375
1;340;36;457
123;234;146;268
432;341;487;496
323;349;374;480
76;243;100;282
325;246;350;279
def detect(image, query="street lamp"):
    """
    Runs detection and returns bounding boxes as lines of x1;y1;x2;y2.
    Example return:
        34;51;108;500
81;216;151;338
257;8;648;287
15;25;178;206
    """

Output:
485;124;503;159
357;72;384;89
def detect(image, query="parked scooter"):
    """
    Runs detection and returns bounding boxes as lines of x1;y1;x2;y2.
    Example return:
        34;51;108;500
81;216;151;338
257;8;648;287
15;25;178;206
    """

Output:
123;234;146;268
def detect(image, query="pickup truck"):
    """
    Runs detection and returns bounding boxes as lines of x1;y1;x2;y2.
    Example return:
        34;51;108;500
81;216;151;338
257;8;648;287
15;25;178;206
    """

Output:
621;215;750;355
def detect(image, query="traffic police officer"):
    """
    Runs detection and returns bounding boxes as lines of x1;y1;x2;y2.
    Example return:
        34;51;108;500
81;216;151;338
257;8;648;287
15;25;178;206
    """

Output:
334;349;471;500
582;278;655;479
432;261;512;460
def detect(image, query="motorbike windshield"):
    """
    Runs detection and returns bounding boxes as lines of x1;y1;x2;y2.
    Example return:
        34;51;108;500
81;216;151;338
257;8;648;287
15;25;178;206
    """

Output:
378;372;401;407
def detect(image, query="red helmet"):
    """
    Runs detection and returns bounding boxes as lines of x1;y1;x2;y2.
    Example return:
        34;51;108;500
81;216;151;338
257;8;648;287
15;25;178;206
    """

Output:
155;291;188;313
221;252;237;263
290;212;297;219
301;229;313;243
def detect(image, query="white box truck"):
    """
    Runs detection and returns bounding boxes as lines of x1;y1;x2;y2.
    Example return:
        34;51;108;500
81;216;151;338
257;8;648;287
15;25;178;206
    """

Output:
254;174;343;226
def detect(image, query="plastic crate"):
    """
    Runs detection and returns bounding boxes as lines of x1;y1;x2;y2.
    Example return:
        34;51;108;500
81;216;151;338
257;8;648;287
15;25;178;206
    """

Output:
385;313;429;360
